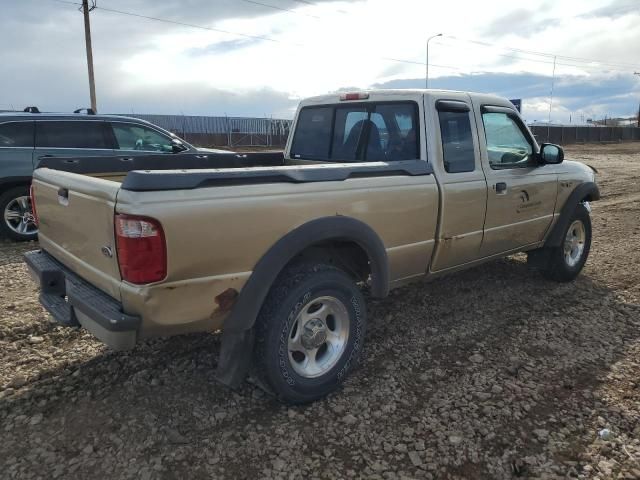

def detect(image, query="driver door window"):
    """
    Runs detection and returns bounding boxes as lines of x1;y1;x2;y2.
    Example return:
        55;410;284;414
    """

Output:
111;123;174;153
482;112;533;169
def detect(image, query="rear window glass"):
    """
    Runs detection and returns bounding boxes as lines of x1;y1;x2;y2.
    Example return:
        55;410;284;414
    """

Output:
290;107;333;160
290;102;419;162
0;122;34;148
35;121;111;149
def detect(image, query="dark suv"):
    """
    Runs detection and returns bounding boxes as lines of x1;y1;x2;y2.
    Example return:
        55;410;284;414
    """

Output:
0;109;224;241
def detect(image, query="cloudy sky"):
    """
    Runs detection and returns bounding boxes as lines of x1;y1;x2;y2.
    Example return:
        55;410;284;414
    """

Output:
2;0;639;122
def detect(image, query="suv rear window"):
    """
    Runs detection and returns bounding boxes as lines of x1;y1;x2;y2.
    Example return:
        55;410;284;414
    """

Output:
290;102;419;162
35;121;112;149
0;122;34;148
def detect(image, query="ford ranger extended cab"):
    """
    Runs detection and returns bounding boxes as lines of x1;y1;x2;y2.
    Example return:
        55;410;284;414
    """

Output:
25;90;599;403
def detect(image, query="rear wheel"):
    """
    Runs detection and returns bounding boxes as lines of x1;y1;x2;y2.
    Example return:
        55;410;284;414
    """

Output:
254;263;367;404
528;203;591;282
0;186;38;242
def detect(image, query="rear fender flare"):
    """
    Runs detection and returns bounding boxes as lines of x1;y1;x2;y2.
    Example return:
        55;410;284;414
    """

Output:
0;177;32;193
214;216;388;387
227;215;388;334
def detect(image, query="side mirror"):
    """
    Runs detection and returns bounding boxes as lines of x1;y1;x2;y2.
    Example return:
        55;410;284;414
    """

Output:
540;143;564;164
171;139;188;153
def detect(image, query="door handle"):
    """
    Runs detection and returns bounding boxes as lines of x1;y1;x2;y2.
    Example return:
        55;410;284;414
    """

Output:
495;182;507;194
57;187;69;206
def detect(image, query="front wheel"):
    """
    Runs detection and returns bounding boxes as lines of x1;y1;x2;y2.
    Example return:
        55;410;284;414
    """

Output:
0;186;38;242
529;203;592;282
254;263;367;404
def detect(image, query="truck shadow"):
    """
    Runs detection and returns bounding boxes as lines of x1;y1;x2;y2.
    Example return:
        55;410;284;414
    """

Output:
2;256;638;478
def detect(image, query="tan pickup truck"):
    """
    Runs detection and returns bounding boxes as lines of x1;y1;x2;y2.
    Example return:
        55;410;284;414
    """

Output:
25;90;599;403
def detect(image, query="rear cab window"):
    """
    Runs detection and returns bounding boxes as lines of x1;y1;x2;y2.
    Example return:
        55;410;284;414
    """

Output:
35;121;112;149
290;102;420;162
0;121;35;148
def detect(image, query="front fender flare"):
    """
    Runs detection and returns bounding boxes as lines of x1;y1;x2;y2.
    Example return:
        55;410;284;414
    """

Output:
545;181;600;247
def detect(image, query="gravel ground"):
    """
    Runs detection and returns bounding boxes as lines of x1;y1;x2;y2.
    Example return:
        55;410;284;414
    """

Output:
1;143;639;479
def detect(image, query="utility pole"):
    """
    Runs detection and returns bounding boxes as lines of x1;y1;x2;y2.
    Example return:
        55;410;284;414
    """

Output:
82;0;97;113
547;55;557;141
426;33;442;89
635;72;640;128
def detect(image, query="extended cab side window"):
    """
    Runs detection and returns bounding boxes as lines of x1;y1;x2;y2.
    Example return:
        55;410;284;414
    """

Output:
0;122;34;148
438;111;475;173
111;123;174;153
290;102;419;162
35;121;112;149
481;112;534;169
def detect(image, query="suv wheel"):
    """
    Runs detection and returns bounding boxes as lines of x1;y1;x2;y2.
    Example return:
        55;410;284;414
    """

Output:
528;203;591;282
254;263;367;404
0;186;38;242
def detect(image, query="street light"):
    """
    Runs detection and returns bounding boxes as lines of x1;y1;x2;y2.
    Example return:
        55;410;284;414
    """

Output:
426;33;443;89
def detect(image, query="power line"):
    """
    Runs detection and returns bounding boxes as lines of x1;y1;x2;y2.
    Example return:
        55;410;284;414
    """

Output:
288;0;349;15
434;39;638;73
239;0;320;19
95;5;297;45
45;0;637;75
445;35;640;71
49;1;458;70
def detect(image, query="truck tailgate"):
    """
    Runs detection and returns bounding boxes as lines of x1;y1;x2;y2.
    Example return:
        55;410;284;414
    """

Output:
32;168;122;300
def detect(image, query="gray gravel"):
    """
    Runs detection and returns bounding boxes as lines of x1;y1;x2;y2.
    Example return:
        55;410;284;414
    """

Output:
1;144;639;479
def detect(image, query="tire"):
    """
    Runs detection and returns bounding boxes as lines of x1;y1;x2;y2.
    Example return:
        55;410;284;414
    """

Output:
254;263;367;404
529;203;592;282
0;186;38;242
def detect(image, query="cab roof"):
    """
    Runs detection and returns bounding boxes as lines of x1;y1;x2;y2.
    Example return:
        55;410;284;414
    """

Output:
300;89;508;106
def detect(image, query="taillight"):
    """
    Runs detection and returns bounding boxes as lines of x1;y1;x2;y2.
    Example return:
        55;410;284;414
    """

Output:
29;184;39;226
114;214;166;284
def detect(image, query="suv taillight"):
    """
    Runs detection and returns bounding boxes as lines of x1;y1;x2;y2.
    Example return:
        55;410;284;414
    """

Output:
115;214;166;284
29;184;39;226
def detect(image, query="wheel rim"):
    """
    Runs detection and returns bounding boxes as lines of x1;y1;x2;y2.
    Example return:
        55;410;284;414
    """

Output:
564;219;586;267
4;195;37;236
287;295;350;378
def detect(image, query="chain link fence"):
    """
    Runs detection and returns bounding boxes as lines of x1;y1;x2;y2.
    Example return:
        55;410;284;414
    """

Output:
530;125;640;145
123;114;292;148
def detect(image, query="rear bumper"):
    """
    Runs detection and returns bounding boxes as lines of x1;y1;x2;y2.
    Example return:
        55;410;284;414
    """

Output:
24;250;140;350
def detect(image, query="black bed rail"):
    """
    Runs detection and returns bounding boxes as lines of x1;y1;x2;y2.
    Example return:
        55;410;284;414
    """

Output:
120;160;433;191
36;151;285;175
35;152;432;192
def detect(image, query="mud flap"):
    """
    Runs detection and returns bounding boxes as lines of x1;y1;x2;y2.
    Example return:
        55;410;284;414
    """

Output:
215;328;255;388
